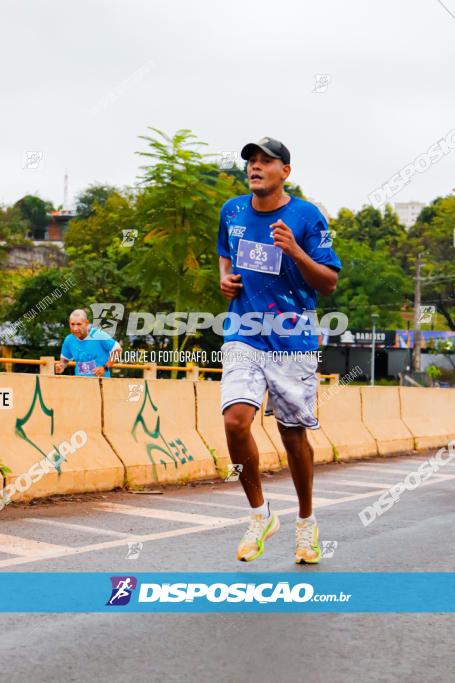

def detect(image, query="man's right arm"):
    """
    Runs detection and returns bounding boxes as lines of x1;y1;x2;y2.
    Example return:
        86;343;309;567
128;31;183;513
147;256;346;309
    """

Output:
55;338;72;374
55;357;69;374
219;256;243;300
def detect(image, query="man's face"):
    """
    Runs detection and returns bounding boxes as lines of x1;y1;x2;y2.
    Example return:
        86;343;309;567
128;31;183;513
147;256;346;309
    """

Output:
247;149;291;196
69;316;89;339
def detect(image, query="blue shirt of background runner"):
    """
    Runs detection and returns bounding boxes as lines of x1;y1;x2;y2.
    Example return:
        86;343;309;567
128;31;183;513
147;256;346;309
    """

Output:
61;325;117;376
217;194;342;352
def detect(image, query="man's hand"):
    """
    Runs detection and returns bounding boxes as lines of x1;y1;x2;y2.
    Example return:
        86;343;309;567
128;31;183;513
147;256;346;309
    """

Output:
94;366;106;377
55;360;69;374
270;219;302;260
220;273;243;300
271;219;338;295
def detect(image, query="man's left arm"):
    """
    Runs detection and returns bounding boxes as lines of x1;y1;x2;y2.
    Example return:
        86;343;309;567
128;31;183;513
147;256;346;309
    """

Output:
95;340;122;377
270;219;338;295
105;342;122;368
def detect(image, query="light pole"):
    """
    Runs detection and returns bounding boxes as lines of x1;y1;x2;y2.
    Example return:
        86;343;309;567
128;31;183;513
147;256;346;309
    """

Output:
370;313;379;386
412;253;422;373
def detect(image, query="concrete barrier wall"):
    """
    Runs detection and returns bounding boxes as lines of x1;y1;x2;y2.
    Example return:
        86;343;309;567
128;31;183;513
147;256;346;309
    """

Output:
1;371;454;504
439;389;455;441
1;374;56;502
195;381;281;474
102;378;217;486
318;385;378;460
0;374;123;503
399;387;455;450
360;386;414;455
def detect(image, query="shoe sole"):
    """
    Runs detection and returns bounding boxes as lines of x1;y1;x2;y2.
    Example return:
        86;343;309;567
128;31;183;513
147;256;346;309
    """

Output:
295;547;322;564
238;515;280;562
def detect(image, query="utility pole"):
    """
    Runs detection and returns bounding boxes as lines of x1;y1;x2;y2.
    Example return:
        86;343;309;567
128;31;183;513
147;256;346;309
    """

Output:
412;253;422;372
370;313;379;385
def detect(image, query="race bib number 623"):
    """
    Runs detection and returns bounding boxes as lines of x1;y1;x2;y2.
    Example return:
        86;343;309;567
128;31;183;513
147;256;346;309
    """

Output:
236;239;282;275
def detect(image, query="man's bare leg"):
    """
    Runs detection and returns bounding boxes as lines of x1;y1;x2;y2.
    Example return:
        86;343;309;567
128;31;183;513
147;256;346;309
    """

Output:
278;423;320;563
223;403;263;507
224;402;280;561
277;423;314;517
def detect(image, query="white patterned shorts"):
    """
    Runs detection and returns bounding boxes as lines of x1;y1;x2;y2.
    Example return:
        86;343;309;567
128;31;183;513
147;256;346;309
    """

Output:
220;341;319;429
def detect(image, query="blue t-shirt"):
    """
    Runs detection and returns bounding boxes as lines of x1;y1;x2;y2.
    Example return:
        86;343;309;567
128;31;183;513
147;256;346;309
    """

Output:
217;194;341;351
61;325;118;376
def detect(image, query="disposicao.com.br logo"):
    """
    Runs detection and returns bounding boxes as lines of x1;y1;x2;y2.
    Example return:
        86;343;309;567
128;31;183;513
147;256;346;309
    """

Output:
2;572;453;612
108;580;351;606
106;576;137;605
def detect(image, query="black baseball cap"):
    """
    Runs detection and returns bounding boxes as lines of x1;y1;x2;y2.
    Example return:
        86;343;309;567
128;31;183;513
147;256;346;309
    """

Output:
241;137;291;165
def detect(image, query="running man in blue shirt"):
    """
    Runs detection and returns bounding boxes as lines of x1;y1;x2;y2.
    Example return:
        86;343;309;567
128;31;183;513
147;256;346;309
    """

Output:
55;309;121;377
218;137;341;564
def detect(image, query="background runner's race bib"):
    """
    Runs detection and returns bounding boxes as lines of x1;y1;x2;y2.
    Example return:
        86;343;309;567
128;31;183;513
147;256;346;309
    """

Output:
77;360;97;375
236;239;282;275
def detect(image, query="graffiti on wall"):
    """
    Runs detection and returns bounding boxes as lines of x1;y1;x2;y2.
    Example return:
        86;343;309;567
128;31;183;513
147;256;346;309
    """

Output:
131;381;193;470
15;376;64;474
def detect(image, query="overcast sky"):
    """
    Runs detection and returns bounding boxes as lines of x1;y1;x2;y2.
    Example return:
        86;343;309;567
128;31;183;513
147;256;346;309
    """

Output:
1;0;454;216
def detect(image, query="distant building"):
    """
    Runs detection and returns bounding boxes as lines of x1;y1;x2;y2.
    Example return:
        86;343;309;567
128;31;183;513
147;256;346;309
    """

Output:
46;210;77;241
394;201;425;230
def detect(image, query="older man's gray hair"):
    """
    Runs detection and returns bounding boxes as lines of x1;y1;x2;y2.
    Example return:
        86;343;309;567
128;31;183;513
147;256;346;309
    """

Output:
69;309;88;321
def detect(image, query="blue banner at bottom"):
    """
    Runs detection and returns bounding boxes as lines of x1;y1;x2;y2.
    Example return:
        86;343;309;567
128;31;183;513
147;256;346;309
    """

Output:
0;573;453;612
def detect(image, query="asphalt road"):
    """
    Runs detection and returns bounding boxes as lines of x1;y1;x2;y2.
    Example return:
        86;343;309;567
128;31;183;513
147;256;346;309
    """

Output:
0;452;454;683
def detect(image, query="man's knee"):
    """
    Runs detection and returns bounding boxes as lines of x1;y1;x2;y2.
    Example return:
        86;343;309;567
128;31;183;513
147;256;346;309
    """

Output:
278;423;312;452
277;422;305;439
224;404;255;437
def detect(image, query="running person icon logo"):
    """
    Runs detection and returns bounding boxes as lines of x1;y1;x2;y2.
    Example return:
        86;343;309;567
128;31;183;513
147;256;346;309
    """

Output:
318;230;333;248
106;576;137;606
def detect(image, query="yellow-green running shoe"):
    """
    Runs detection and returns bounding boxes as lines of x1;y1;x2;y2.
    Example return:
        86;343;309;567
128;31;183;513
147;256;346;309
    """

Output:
237;509;280;562
295;520;321;564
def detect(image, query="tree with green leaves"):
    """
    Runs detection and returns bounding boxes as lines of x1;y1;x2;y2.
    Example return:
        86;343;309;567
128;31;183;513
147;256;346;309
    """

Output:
324;205;411;328
321;237;411;328
14;195;54;240
74;183;120;219
64;190;149;341
0;205;31;246
65;191;136;255
6;268;81;347
332;204;406;253
408;194;455;330
129;128;247;355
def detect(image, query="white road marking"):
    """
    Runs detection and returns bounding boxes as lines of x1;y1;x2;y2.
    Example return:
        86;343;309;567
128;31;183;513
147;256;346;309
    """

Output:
328;470;406;481
317;478;393;489
96;502;232;526
0;534;70;557
314;488;363;495
428;473;455;482
162;495;303;515
0;521;248;569
0;491;385;568
219;490;331;505
23;518;134;539
159;496;247;511
314;489;358;495
266;483;356;495
322;472;455;489
351;465;453;481
351;464;425;475
0;471;452;569
397;456;448;465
